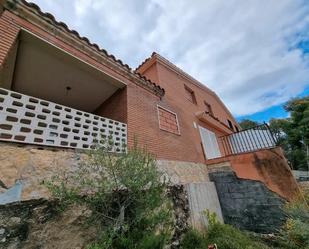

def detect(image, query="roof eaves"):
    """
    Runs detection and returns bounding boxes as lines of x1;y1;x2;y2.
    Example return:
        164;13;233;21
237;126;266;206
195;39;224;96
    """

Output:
136;52;238;124
3;0;164;97
135;51;157;72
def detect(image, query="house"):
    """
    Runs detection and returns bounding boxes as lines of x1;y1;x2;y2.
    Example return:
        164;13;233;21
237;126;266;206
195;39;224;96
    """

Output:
135;52;241;162
0;0;299;234
0;0;249;163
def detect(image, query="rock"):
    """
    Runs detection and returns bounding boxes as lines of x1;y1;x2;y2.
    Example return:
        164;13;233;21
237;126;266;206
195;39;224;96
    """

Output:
0;199;96;249
0;188;190;249
167;185;190;249
9;217;21;225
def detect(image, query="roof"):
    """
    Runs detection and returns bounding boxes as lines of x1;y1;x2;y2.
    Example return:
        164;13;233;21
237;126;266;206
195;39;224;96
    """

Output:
136;52;216;95
135;52;239;125
2;0;164;97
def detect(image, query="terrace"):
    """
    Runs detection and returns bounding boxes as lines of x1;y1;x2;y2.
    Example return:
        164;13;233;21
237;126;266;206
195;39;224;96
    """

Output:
0;30;127;151
219;123;277;156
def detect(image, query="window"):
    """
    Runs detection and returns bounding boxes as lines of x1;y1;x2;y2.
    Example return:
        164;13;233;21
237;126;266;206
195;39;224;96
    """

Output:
184;85;196;104
227;119;234;131
235;125;239;132
157;106;180;135
204;101;213;115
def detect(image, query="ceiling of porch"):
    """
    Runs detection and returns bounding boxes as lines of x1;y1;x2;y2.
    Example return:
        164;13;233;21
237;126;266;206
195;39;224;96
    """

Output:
11;30;126;113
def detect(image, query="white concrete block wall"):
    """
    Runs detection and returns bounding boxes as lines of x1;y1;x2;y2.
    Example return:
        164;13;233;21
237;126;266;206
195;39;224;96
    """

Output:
0;88;127;152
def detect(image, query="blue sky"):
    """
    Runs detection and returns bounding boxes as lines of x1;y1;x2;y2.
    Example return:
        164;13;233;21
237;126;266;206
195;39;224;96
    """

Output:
238;39;309;122
237;86;309;122
31;0;309;120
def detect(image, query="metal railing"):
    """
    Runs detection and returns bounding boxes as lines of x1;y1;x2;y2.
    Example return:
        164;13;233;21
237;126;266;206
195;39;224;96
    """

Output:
219;123;277;156
0;88;127;152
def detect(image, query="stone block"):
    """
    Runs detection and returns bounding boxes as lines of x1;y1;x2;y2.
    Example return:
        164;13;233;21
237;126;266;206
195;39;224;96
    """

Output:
230;192;246;199
210;170;286;233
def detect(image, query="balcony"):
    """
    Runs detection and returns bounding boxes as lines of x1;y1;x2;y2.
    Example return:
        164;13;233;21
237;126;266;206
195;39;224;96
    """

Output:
0;88;127;152
218;123;276;156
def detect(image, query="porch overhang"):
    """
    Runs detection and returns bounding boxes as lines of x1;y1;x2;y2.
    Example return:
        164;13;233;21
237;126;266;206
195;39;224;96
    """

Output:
1;29;126;113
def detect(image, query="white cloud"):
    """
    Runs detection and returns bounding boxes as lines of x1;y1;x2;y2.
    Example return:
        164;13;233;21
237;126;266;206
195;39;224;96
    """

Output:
31;0;309;116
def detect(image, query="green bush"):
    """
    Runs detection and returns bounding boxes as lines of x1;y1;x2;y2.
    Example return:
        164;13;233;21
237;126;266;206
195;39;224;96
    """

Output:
180;229;207;249
180;211;270;249
206;223;269;249
180;225;269;249
45;141;173;249
277;190;309;249
181;191;309;249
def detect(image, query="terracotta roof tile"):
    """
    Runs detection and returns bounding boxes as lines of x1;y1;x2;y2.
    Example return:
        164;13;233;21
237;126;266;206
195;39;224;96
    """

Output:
10;0;164;96
135;51;157;72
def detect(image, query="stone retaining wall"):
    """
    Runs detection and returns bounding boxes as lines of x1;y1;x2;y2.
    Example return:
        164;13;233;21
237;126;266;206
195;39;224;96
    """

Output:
0;143;209;204
206;147;299;200
209;168;286;233
157;160;209;184
0;143;82;203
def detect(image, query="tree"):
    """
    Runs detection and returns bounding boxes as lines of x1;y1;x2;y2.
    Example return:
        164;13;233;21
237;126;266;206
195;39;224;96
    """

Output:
238;119;260;130
283;97;309;171
269;96;309;170
45;142;173;249
239;96;308;171
268;118;290;146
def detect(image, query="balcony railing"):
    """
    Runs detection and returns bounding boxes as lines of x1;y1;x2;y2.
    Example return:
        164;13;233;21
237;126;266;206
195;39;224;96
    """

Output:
0;88;127;152
219;123;277;156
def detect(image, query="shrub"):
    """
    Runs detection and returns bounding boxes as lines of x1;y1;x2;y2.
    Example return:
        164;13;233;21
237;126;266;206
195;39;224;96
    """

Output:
205;222;269;249
180;210;270;249
45;142;173;249
180;190;309;249
277;190;309;249
180;229;207;249
181;224;270;249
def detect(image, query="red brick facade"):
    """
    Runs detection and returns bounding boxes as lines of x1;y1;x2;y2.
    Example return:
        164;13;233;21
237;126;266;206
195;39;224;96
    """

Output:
0;1;240;163
0;11;19;70
95;88;127;124
135;54;240;162
158;106;180;135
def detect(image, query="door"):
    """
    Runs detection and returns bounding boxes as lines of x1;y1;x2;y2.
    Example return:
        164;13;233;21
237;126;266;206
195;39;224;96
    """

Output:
199;126;221;159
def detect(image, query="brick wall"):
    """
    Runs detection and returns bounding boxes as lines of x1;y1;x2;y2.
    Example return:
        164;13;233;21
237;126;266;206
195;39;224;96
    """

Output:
126;82;208;162
136;57;238;162
0;7;236;163
0;11;19;70
158;106;179;135
95;88;127;123
138;58;238;132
